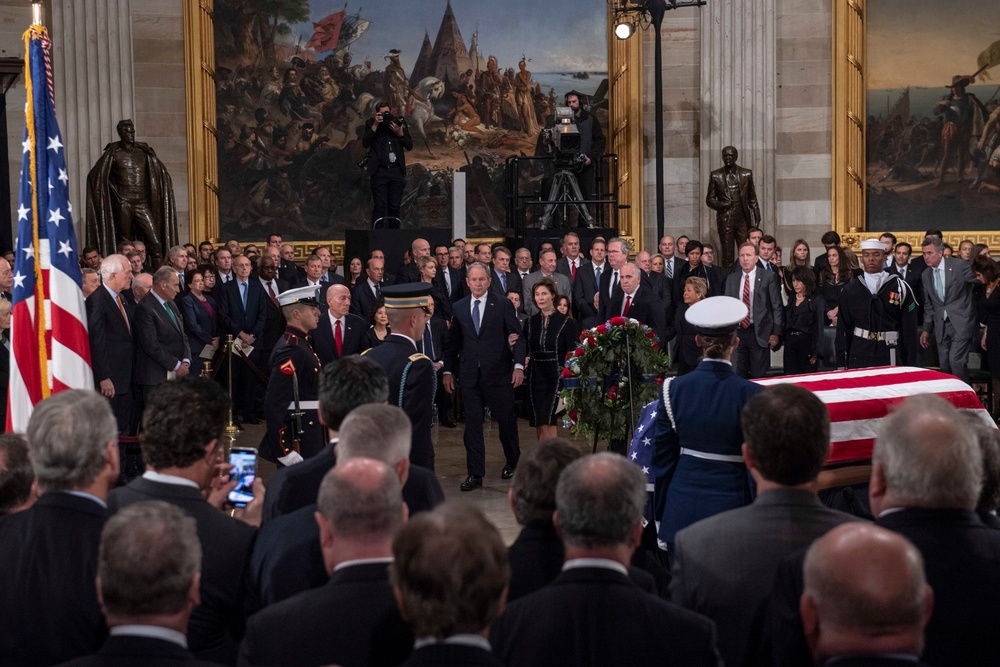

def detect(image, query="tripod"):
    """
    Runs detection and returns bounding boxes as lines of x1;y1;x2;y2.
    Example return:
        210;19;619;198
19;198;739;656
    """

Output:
538;168;595;230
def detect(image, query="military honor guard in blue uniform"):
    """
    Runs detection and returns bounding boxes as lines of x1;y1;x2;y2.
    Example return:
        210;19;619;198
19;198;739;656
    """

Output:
363;283;438;470
260;285;325;465
650;296;764;553
836;238;919;369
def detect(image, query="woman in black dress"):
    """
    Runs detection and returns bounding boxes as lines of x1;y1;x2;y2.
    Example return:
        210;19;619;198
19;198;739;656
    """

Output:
817;245;858;366
670;276;708;375
364;302;391;348
975;255;1000;414
783;266;824;375
524;278;579;441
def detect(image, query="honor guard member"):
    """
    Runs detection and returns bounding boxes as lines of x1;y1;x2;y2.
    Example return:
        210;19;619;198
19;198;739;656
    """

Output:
260;285;325;466
363;283;437;471
836;238;918;369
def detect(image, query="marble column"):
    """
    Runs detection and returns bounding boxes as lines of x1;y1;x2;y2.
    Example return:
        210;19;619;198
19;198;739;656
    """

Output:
699;0;776;245
49;0;135;245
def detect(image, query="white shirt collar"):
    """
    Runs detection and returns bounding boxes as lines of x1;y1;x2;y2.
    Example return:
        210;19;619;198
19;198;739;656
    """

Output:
142;470;201;490
562;557;629;576
328;312;345;327
103;283;120;299
414;634;492;651
333;556;393;572
61;490;108;509
743;267;757;282
110;625;187;649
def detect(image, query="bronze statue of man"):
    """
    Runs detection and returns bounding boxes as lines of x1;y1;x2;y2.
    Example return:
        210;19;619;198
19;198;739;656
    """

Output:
706;146;761;269
86;119;177;267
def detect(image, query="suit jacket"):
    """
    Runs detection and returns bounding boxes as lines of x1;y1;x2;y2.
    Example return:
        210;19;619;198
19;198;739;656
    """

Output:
556;256;584;284
218;279;267;342
421;317;446;362
662;256;683;280
572;261;606;327
521;271;573;316
488;268;522;300
350;280;383;322
134;294;192;386
56;635;224;667
312;312;367;365
435;265;466;303
0;492;108;667
86;286;135;392
278;259;304;285
239;562;412;667
921;257;978;342
109;478;257;665
670;489;858;667
394;262;420;285
725;269;785;349
258;277;290;351
402;644;503;667
675;263;725;304
606;286;667;343
706;165;761;225
491;566;721;667
445;293;527;387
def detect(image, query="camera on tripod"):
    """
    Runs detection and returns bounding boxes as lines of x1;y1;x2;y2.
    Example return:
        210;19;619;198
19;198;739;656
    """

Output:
541;107;585;170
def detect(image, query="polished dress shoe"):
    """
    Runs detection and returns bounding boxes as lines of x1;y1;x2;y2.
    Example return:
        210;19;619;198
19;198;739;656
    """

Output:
439;416;457;428
501;466;516;480
460;475;483;492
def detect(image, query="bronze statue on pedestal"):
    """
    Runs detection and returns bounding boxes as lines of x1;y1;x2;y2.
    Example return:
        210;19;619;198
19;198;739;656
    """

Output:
706;146;761;269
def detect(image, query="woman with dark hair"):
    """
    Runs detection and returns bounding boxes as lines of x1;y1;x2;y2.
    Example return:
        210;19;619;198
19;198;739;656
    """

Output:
650;296;763;552
818;245;858;327
364;301;391;348
783;266;824;375
523;278;579;442
555;295;573;319
346;256;364;288
975;255;1000;414
974;243;991;259
673;240;723;303
180;267;219;375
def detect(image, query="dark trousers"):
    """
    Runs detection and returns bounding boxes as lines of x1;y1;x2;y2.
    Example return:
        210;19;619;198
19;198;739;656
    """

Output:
461;376;520;477
734;324;770;379
108;391;138;436
716;210;749;270
370;166;406;226
435;368;453;420
783;332;818;375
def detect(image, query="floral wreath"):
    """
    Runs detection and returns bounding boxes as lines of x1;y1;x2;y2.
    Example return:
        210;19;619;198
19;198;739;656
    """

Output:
560;316;670;443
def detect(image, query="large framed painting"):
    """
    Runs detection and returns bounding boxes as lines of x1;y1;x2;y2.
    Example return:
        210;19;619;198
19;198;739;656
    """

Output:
835;0;1000;248
208;0;609;243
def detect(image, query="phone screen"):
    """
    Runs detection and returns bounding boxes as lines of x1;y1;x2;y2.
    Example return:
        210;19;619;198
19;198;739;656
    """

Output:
227;449;257;507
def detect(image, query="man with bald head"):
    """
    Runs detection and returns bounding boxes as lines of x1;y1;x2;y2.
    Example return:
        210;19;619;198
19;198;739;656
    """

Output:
240;458;413;667
278;243;304;284
350;256;386;321
801;523;932;666
129;272;153;302
312;283;366;365
606;263;665;342
394;237;431;284
635;249;670;315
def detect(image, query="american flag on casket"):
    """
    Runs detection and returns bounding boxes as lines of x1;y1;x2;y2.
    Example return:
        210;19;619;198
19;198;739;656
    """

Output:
628;366;995;523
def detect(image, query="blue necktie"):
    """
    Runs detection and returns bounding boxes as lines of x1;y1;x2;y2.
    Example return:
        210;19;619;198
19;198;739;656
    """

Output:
500;272;507;292
240;282;247;309
472;299;481;335
423;323;434;360
595;266;602;290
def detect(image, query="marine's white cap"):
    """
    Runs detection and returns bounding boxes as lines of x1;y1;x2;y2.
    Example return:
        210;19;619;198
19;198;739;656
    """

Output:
277;285;320;308
685;296;749;335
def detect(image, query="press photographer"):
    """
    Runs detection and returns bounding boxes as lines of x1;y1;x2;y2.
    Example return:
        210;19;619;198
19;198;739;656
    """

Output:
361;102;413;228
565;90;605;200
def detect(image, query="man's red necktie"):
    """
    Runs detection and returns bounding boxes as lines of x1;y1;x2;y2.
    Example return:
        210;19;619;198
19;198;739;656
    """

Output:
623;295;632;317
335;319;343;356
741;275;751;328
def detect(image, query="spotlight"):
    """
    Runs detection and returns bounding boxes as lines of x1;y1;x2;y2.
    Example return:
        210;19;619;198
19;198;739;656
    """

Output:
614;21;634;39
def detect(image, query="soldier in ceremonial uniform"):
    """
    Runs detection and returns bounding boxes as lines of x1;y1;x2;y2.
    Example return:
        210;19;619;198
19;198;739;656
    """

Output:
260;286;325;465
836;239;918;369
363;283;437;471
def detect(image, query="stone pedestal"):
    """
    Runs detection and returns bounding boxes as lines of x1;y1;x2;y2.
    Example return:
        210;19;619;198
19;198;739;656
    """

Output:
699;0;776;246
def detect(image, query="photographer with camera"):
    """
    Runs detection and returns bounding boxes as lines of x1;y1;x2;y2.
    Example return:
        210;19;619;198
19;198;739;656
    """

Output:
361;102;413;228
565;90;605;201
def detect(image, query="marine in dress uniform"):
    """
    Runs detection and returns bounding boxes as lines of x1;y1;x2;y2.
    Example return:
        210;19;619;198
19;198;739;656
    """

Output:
363;283;438;470
260;286;325;465
836;239;918;369
650;296;764;553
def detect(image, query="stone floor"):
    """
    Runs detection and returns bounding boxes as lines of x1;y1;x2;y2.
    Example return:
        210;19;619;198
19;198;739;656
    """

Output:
243;419;595;545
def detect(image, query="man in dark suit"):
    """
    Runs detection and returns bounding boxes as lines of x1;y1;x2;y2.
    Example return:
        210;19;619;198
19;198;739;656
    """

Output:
556;232;584;284
87;255;139;480
422;297;455;428
604;263;666;342
636;250;670;308
522;249;572;316
218;254;268;423
394;503;509;667
670;385;858;667
919;235;979;382
574;238;607;328
278;243;304;285
253;254;289;418
134;266;192;401
444;263;527;491
364;284;437;470
240;459;412;667
394;238;431;285
492;453;721;666
658;235;683;282
725;242;784;378
812;230;842;276
799;523;933;667
251;404;444;610
488;246;522;300
61;502;221;667
109;378;262;665
0;391;119;667
312;284;367;365
363;102;413;227
350;257;385;322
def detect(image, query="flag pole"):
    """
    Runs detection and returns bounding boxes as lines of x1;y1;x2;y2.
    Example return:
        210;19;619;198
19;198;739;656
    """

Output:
32;3;41;25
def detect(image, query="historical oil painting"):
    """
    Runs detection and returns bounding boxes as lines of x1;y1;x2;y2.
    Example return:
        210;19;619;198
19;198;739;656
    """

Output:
866;0;1000;231
213;0;608;241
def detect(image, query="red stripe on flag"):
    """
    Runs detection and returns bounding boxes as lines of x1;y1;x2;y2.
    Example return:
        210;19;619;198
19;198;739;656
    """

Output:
49;302;92;359
781;369;951;393
11;300;44;404
825;391;984;423
828;438;876;463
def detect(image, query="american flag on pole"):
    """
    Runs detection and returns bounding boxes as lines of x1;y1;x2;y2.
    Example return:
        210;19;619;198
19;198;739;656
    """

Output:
8;24;93;431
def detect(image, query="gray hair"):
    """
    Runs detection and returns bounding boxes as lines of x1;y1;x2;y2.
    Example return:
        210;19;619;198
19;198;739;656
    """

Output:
555;453;646;548
167;245;187;260
921;236;943;253
337;404;411;465
874;394;982;509
964;412;1000;513
607;237;631;255
467;261;490;279
27;390;116;492
152;265;175;284
98;501;201;616
317;458;402;540
99;253;129;282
